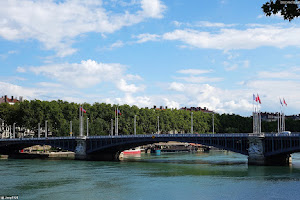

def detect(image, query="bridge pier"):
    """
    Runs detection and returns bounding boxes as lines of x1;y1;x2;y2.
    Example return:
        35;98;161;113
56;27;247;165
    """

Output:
248;136;291;165
75;137;120;161
75;137;87;160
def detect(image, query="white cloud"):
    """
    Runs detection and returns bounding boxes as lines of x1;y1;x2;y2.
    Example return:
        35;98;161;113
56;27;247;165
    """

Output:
243;60;250;68
126;74;143;81
134;33;161;43
167;82;253;114
162;26;300;50
165;65;300;114
0;0;166;57
225;64;238;71
193;21;236;28
107;40;124;50
30;60;124;88
171;21;236;28
175;76;223;83
114;93;152;107
0;81;42;100
29;59;144;94
16;67;26;73
140;0;166;19
0;50;18;60
176;69;212;75
116;79;145;93
37;82;63;88
172;21;182;27
257;67;300;79
223;59;249;71
257;13;283;19
175;68;222;83
169;82;185;92
163;98;180;109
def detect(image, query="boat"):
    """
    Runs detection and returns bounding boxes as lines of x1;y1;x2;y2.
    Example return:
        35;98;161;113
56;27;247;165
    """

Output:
122;148;141;155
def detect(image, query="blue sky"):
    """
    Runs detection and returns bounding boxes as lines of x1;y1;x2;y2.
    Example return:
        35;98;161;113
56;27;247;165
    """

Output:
1;0;300;116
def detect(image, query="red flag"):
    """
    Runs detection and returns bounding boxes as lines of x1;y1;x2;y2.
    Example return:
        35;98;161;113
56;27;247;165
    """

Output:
283;98;287;106
115;109;121;115
257;94;261;104
81;107;86;113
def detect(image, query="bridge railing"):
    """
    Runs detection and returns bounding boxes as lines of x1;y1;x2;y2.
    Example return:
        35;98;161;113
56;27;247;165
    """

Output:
2;132;300;141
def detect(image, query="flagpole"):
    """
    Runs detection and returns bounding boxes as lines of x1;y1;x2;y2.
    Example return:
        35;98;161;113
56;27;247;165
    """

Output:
253;94;254;134
259;110;261;133
117;107;119;136
256;95;258;133
79;105;83;137
280;102;282;132
278;98;281;133
111;119;113;136
115;107;116;135
277;112;279;134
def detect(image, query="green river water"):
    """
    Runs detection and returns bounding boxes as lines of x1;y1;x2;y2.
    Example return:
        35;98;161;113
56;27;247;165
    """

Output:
1;151;300;200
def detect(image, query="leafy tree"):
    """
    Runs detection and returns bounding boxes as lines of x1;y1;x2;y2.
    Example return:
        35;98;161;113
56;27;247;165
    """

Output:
262;0;300;21
3;99;300;137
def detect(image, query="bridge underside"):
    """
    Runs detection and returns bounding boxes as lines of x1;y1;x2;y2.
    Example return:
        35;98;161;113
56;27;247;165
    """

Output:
0;138;76;159
84;135;249;161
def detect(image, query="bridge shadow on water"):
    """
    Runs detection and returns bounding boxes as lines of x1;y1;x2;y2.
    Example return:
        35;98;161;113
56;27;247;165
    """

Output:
118;151;300;181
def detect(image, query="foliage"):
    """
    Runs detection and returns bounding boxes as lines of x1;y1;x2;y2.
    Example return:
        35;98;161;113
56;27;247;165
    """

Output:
1;100;299;136
262;0;300;21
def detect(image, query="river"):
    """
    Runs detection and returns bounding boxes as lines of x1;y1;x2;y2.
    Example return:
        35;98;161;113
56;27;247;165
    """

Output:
1;151;300;200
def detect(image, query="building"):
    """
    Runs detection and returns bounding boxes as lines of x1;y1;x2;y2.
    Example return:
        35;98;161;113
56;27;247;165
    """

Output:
151;105;214;113
260;112;300;122
260;112;278;122
152;105;168;110
0;95;23;105
180;106;214;114
0;118;10;138
285;114;300;121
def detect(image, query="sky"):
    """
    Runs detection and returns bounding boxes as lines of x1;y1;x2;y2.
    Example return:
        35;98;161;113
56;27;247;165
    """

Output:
1;0;300;116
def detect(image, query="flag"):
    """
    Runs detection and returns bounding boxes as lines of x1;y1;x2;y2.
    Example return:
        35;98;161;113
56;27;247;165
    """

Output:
283;98;287;106
253;94;256;101
116;109;121;115
280;99;283;106
81;107;86;113
257;94;261;104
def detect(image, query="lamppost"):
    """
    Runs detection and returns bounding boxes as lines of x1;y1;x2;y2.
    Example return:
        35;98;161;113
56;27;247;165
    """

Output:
87;118;89;136
9;125;11;138
70;121;72;136
212;113;215;134
13;122;16;138
45;120;48;138
191;112;193;134
157;116;160;134
134;115;136;136
111;119;113;136
38;123;40;138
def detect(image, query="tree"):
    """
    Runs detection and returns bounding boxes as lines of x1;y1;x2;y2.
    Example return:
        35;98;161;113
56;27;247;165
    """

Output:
262;0;300;21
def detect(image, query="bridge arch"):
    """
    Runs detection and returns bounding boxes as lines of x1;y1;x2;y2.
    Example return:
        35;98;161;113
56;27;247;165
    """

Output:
0;138;76;155
85;134;249;161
